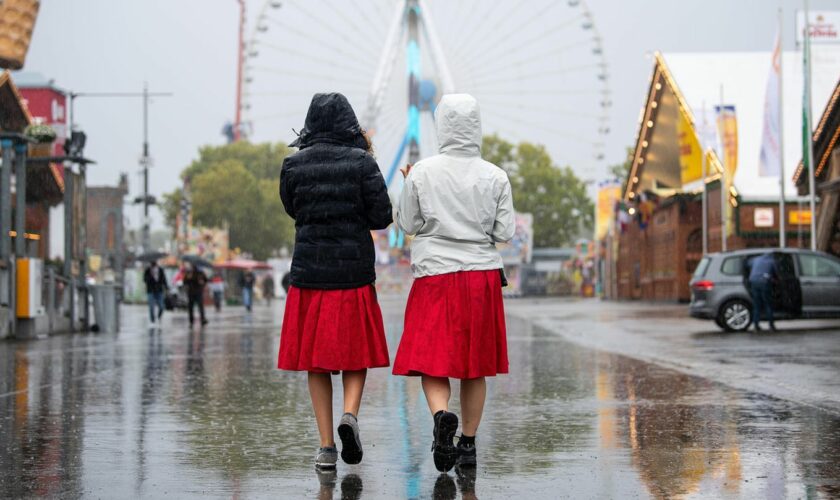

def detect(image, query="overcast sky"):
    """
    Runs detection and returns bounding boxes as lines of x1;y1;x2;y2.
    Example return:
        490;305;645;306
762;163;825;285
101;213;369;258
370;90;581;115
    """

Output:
18;0;840;239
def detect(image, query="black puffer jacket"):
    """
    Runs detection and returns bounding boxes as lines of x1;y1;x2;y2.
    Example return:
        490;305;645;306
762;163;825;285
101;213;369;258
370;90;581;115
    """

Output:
280;93;393;289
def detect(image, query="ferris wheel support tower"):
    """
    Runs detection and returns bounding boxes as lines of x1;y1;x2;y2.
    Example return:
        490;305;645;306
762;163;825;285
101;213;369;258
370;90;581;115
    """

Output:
362;0;456;185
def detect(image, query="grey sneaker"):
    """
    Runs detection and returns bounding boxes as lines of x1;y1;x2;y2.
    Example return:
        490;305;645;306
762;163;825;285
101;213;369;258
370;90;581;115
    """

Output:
337;413;363;464
314;446;338;469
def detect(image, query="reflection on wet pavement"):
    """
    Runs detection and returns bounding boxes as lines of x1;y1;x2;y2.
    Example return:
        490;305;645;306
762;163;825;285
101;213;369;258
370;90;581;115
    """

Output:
1;297;839;498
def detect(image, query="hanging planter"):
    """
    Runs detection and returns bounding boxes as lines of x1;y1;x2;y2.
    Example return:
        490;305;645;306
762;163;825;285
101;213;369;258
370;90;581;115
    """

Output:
24;123;56;144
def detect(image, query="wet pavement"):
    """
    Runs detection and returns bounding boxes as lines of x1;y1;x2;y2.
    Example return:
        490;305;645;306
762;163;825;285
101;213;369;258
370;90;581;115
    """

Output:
1;296;840;499
513;298;840;414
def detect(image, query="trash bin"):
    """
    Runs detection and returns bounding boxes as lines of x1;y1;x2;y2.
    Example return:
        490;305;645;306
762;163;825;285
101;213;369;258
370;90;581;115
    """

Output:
90;284;119;333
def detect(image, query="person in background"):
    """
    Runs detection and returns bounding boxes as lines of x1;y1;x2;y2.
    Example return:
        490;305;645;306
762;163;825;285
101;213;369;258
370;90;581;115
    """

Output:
240;270;256;311
183;262;209;326
262;273;276;306
143;261;167;325
209;273;225;312
748;252;778;332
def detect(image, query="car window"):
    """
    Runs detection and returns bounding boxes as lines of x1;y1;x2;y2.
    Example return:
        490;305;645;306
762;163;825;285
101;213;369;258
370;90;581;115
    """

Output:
720;256;743;276
799;254;840;277
692;257;710;278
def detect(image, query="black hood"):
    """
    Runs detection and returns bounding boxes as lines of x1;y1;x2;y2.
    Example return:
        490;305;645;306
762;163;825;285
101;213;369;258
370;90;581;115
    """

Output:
289;93;367;150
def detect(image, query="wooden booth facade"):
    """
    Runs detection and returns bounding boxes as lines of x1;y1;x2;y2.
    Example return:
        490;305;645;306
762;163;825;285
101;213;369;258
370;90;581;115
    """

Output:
794;77;840;257
612;53;810;302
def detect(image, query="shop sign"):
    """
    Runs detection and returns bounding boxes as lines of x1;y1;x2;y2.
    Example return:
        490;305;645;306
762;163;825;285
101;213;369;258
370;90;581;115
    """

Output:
789;210;812;225
754;208;774;228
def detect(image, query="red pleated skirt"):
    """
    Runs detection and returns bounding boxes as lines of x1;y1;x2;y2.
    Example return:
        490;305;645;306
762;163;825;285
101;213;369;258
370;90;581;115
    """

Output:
278;285;390;373
392;270;509;379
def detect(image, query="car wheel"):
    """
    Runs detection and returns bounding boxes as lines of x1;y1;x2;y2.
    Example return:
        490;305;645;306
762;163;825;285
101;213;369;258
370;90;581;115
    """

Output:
718;300;752;332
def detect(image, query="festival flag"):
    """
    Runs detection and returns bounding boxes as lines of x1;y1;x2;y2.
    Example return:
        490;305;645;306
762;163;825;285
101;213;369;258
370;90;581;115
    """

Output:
715;105;738;181
759;31;783;177
677;106;702;184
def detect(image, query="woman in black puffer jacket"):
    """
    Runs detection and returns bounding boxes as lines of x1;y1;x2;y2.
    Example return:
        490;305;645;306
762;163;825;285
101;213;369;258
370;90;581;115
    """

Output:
277;92;393;470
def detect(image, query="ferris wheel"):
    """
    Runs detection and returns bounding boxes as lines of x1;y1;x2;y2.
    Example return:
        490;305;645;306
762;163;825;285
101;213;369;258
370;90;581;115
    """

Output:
241;0;611;187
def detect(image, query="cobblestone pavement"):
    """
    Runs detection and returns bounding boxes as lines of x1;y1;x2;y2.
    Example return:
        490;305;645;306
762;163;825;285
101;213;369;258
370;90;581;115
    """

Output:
1;296;838;499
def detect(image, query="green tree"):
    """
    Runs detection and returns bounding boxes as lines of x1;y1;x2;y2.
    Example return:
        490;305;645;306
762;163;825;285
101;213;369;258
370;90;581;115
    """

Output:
482;134;594;248
163;141;295;259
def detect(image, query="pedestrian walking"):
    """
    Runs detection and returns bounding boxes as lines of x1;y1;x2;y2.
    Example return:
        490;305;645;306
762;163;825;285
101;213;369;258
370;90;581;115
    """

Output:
277;92;393;470
262;274;275;305
393;94;515;472
209;273;225;312
240;270;256;311
143;262;167;325
747;252;778;331
183;263;209;326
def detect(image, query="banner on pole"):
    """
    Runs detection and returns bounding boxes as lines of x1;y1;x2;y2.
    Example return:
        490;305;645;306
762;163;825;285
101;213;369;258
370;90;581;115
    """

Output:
759;31;783;177
596;180;622;240
678;107;703;184
715;105;738;181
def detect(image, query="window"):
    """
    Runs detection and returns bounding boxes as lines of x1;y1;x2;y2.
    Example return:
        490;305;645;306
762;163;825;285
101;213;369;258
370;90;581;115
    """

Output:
721;256;744;276
692;257;710;278
798;254;840;277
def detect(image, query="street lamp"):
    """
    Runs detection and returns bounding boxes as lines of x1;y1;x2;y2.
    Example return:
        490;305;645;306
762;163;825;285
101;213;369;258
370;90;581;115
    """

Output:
68;86;173;254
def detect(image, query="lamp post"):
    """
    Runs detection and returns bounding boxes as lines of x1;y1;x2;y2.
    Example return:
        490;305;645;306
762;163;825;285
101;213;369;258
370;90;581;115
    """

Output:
68;86;172;255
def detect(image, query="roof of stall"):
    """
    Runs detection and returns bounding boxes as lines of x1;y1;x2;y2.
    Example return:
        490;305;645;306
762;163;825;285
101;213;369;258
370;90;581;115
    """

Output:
626;48;840;203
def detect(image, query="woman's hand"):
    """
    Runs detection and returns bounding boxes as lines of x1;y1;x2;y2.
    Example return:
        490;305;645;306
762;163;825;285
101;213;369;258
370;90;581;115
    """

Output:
400;163;413;178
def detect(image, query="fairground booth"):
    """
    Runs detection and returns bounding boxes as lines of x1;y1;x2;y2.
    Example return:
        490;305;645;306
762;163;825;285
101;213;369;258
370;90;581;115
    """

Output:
609;49;840;302
794;77;840;257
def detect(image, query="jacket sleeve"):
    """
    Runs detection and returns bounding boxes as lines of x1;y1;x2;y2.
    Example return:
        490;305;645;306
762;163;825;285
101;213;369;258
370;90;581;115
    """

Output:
279;157;296;220
491;175;515;243
361;154;394;230
397;169;424;236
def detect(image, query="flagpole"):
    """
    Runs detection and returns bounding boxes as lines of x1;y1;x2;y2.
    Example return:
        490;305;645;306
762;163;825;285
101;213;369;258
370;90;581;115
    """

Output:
778;7;786;248
719;84;727;252
804;0;817;251
701;101;708;255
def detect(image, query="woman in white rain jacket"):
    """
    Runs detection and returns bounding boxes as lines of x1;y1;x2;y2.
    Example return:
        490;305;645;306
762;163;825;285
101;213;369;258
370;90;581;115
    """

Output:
392;93;515;472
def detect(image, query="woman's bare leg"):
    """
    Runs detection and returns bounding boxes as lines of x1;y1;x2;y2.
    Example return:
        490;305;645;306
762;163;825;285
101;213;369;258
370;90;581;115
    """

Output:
460;377;486;436
342;369;367;416
308;372;334;447
421;375;452;414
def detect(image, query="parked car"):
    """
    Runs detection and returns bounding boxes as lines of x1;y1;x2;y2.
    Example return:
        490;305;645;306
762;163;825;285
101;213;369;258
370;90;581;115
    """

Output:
690;248;840;331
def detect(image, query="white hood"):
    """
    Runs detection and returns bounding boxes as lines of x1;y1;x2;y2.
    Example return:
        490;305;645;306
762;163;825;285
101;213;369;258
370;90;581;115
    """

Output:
435;94;482;156
397;94;514;278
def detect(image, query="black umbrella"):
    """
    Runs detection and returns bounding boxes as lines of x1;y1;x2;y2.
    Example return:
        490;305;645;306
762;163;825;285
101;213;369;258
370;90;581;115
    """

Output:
182;254;214;269
136;251;167;263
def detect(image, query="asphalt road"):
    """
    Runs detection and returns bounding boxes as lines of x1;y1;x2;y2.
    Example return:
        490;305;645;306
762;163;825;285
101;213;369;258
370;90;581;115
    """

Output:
0;296;838;499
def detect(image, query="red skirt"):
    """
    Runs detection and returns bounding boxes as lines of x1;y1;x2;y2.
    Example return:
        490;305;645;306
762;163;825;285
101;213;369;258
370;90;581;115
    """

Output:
278;285;390;373
392;270;508;379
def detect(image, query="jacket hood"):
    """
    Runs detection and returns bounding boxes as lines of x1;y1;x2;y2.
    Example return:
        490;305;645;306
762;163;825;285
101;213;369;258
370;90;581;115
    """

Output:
435;94;482;156
290;93;367;150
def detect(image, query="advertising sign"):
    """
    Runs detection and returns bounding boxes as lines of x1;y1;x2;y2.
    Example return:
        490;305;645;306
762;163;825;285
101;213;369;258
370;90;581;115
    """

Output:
789;210;812;225
498;212;533;265
796;11;840;45
754;207;774;228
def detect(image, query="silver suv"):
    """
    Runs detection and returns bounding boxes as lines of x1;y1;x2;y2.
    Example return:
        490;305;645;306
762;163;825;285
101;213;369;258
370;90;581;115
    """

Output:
689;248;840;331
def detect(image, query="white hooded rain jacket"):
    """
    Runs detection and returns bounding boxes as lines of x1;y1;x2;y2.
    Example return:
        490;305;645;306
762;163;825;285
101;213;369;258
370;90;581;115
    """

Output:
397;94;515;278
